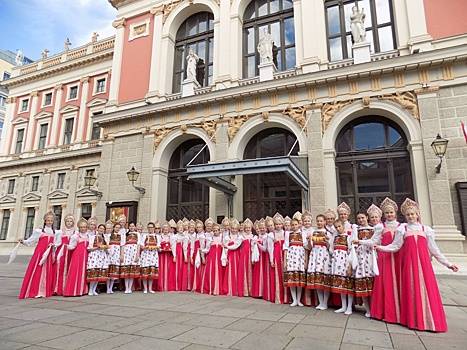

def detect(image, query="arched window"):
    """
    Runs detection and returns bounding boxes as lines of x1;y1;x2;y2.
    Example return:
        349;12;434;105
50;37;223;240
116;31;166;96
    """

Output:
167;139;210;219
243;128;301;220
173;12;214;93
325;0;396;61
243;0;295;78
335;117;413;220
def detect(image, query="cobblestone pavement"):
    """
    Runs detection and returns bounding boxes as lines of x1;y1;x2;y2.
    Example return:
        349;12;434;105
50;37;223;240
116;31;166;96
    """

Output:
0;256;466;350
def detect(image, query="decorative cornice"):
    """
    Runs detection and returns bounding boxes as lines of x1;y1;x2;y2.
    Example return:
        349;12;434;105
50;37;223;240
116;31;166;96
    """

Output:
379;91;419;119
112;17;126;29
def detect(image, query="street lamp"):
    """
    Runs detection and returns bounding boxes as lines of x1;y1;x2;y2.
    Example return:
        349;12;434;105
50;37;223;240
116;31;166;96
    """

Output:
431;134;449;174
127;166;146;195
84;172;102;199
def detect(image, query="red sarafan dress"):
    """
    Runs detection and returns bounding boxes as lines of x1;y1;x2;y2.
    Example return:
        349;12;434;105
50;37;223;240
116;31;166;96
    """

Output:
158;233;176;291
54;228;76;296
174;232;188;291
262;233;274;302
222;233;243;296
269;230;287;304
379;223;452;332
369;221;401;323
238;233;253;296
251;234;267;298
201;235;225;295
192;232;205;292
19;226;61;299
63;232;89;297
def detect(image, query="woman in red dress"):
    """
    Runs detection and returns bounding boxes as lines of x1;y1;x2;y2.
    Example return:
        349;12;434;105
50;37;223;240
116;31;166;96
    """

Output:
376;198;458;332
268;213;287;304
63;218;89;297
201;223;225;295
54;213;76;296
174;220;188;291
192;220;205;292
222;219;243;296
251;219;267;298
158;222;176;291
19;211;61;299
238;218;254;296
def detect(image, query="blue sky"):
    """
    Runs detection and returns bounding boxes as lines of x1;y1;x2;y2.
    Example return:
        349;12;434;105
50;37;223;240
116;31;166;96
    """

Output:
0;0;117;61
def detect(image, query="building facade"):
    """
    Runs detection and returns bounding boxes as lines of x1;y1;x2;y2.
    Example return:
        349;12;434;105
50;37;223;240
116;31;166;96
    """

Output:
0;0;466;254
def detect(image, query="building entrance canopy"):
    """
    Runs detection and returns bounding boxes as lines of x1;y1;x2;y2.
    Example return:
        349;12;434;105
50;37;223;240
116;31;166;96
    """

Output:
186;156;309;197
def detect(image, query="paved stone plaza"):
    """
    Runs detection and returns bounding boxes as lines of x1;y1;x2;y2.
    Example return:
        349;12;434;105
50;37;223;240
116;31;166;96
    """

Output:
0;256;466;350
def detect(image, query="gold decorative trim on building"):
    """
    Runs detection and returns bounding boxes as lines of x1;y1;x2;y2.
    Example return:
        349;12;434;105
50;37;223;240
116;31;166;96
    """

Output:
228;115;249;141
379;91;419;120
282;105;308;130
321;100;354;133
150;0;195;24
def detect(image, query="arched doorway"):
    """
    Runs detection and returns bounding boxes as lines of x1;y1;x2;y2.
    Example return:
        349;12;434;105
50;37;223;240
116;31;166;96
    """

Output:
243;128;301;220
335;117;414;220
167;139;210;219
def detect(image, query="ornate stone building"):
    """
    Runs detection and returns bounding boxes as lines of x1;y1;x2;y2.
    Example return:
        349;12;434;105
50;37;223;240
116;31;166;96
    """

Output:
0;0;466;254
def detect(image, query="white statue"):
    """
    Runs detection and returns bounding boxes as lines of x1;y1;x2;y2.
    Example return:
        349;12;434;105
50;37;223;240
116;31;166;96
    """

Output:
41;49;49;59
15;50;24;66
350;5;366;43
186;49;199;83
92;32;99;43
64;38;71;51
257;29;274;64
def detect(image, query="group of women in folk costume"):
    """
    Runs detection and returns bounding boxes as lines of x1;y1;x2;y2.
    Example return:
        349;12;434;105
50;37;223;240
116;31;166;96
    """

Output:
17;196;458;332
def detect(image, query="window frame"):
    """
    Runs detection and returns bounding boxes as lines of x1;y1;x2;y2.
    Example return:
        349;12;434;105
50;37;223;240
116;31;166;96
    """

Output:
62;117;74;145
41;90;53;107
20;98;29;113
242;0;296;78
24;207;36;239
324;0;397;61
172;12;215;93
31;175;39;192
67;84;79;101
57;173;66;190
0;209;11;240
7;179;15;195
81;203;93;220
15;128;25;154
52;205;62;229
93;76;107;95
37;123;48;149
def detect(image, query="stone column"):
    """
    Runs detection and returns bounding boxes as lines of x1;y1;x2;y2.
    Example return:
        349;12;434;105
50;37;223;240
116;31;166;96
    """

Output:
404;0;432;52
306;107;326;216
299;0;328;72
75;77;89;143
323;149;338;210
147;6;164;101
214;120;229;219
49;85;63;147
39;171;51;216
12;175;25;241
417;89;464;253
214;0;232;88
95;137;115;220
229;13;242;82
139;132;154;223
0;97;16;155
24;91;39;151
107;18;126;109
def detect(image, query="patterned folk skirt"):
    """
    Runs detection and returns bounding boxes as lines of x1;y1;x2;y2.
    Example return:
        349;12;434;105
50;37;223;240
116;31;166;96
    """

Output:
86;249;108;282
284;245;306;287
330;249;354;295
120;244;141;279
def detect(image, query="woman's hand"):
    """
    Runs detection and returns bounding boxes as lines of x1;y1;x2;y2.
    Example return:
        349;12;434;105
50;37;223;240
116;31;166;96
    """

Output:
449;264;459;272
18;239;23;244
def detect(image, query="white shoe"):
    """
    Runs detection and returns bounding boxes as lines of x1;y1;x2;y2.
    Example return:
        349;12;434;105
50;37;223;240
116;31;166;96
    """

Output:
365;312;371;318
88;291;93;296
124;290;130;294
320;305;328;310
93;291;99;296
149;290;155;294
344;309;353;315
316;304;324;310
297;301;304;307
106;290;113;294
290;301;298;307
143;290;148;294
335;307;346;313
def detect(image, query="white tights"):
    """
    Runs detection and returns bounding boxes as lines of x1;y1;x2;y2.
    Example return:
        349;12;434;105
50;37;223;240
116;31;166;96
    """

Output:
335;293;354;315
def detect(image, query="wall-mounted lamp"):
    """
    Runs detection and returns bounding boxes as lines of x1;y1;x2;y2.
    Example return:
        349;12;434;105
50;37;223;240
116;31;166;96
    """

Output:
127;166;146;195
84;173;103;199
430;134;449;174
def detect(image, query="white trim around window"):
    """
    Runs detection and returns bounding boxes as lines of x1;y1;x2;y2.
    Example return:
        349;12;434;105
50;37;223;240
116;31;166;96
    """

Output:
36;121;50;150
66;84;80;102
11;124;27;154
93;74;108;96
60;112;77;146
41;90;54;108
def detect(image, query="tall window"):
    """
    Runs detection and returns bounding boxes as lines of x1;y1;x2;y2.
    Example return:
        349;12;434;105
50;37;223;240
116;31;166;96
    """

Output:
24;207;36;239
2;72;11;81
57;173;65;190
15;128;25;153
243;128;301;220
96;78;106;93
63;118;74;145
31;176;39;192
7;179;15;194
167;139;210;220
243;0;295;78
43;92;52;106
0;209;11;240
335;117;413;220
21;99;29;112
173;12;214;93
325;0;395;61
38;124;48;149
53;205;62;229
81;203;92;220
69;86;78;100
